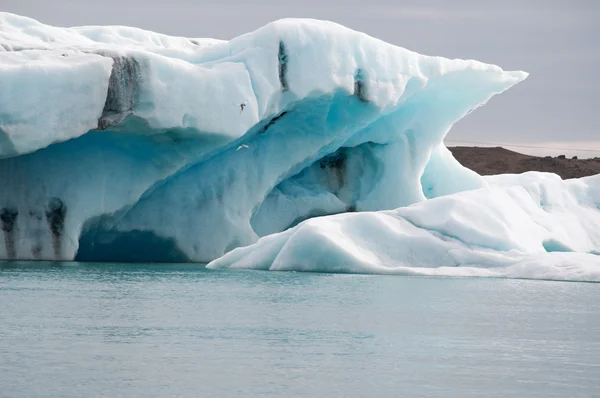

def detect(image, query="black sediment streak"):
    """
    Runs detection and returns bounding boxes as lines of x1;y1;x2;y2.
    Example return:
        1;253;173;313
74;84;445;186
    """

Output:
258;111;288;135
99;55;141;129
1;207;18;258
31;245;42;259
354;68;368;102
45;197;67;259
278;41;289;92
29;210;43;259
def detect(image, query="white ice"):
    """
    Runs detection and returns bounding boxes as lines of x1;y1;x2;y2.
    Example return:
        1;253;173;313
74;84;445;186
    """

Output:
208;173;600;282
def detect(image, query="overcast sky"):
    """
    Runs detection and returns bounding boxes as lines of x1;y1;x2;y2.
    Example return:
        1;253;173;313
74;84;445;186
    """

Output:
3;0;599;155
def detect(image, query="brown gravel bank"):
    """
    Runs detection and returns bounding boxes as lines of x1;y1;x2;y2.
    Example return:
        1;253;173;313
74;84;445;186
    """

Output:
449;146;600;179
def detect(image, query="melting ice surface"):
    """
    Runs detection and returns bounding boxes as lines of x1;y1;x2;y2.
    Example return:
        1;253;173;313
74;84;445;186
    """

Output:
209;173;600;281
0;13;598;281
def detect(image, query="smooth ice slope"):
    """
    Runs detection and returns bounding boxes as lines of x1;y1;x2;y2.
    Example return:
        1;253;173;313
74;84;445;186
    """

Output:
208;173;600;282
1;13;526;262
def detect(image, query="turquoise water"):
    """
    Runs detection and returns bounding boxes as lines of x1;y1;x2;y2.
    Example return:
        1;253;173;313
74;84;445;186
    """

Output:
1;262;599;397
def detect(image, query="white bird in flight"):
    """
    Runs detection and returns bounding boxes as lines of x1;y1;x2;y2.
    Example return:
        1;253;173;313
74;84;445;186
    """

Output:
236;144;249;151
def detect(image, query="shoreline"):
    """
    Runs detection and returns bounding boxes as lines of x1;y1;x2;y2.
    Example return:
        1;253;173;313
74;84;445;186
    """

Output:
449;146;600;179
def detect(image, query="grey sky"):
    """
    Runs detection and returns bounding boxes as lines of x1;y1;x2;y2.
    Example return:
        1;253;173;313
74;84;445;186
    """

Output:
3;0;599;154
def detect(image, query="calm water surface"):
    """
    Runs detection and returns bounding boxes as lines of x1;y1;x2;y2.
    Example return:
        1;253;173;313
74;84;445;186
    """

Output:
1;262;599;397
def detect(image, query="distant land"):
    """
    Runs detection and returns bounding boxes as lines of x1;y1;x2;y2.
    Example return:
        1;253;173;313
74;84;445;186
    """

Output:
449;146;600;179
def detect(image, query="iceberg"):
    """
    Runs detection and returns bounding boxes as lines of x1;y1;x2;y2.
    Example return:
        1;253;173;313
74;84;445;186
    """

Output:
2;13;595;282
0;12;527;263
8;12;594;281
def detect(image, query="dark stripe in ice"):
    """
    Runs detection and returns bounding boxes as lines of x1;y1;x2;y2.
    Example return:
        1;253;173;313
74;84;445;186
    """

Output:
31;245;42;259
98;55;141;130
28;209;43;259
354;68;368;102
278;40;289;92
45;197;66;259
258;111;288;135
1;207;18;259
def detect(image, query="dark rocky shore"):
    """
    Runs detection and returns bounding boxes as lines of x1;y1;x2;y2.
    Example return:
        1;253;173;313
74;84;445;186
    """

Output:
449;146;600;179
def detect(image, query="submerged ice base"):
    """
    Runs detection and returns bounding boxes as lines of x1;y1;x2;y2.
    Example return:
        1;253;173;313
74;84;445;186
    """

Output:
0;13;527;263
